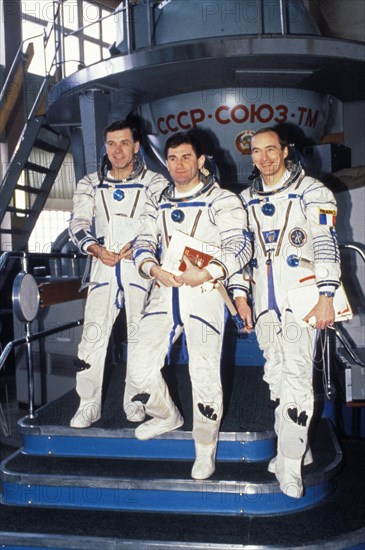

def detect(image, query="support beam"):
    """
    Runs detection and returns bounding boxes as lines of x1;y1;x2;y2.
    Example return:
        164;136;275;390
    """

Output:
79;89;110;175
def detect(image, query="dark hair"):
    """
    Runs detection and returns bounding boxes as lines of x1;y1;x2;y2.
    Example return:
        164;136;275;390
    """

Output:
103;120;139;142
251;127;288;150
164;132;203;159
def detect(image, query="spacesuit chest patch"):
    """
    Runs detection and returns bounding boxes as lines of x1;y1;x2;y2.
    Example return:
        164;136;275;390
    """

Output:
171;209;185;223
113;189;125;201
319;209;336;226
289;227;307;247
263;229;280;244
261;202;276;216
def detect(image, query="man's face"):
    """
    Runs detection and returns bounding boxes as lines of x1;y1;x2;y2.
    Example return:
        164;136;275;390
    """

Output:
250;131;288;185
166;143;205;192
105;128;139;173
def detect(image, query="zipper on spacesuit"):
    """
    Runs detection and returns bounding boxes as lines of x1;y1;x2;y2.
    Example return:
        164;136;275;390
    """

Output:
167;287;185;364
115;261;124;310
266;251;281;320
129;189;141;218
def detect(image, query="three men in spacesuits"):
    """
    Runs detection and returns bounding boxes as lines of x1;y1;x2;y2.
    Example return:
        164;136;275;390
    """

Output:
125;132;252;479
233;127;341;497
69;120;167;428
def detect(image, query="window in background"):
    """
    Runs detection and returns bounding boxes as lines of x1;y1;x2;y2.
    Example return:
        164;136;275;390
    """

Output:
21;0;115;78
18;1;115;251
28;211;71;254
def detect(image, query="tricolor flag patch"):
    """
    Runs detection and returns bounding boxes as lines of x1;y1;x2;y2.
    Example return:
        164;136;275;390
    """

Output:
319;209;336;226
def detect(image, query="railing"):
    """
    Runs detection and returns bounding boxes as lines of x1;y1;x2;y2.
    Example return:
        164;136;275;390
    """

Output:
0;250;86;431
330;242;365;369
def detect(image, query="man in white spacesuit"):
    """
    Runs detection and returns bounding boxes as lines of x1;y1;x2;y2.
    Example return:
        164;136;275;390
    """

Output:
69;120;168;428
233;127;341;498
125;132;252;480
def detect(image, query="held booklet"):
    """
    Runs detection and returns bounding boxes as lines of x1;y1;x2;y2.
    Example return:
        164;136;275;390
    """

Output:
161;230;220;276
287;279;352;326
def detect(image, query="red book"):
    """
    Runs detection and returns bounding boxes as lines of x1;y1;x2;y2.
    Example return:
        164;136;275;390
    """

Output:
162;230;219;276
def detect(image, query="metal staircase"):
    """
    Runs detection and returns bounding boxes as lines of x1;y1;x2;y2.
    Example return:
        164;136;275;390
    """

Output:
0;0;71;252
0;116;70;251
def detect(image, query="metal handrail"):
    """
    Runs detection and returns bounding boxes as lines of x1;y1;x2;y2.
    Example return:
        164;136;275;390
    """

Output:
0;319;83;374
339;243;365;262
332;242;365;369
0;250;84;273
329;324;365;368
0;249;86;421
0;33;43;106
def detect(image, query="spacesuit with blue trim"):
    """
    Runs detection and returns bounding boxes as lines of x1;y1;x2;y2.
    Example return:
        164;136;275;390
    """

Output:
126;170;251;478
231;160;341;497
69;150;167;428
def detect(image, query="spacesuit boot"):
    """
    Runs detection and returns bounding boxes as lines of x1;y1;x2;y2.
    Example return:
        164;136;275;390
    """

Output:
70;372;102;428
274;453;304;498
267;400;310;497
191;397;221;480
268;403;313;473
191;441;217;480
275;420;309;498
134;374;184;440
70;398;102;428
135;409;184;440
123;378;147;422
268;445;313;473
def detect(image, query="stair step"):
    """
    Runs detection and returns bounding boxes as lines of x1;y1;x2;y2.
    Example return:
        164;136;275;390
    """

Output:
25;160;56;174
6;206;33;215
35;126;69;153
14;184;43;194
0;114;70;249
1;419;341;516
20;424;276;462
19;362;276;460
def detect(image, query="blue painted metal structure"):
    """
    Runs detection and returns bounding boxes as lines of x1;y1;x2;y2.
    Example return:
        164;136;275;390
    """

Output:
1;416;342;517
20;430;275;462
1;479;335;517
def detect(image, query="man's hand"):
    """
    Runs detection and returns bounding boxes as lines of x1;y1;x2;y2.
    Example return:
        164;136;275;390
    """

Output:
174;255;211;287
119;242;133;260
87;243;128;267
235;295;254;334
303;295;335;330
150;265;183;287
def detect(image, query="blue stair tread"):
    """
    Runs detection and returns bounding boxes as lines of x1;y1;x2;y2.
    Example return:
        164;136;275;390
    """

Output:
3;418;338;484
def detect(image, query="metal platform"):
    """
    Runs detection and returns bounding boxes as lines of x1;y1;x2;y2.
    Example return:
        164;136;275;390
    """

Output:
1;418;341;517
18;425;276;463
17;356;272;458
0;360;364;548
47;36;365;128
0;360;342;517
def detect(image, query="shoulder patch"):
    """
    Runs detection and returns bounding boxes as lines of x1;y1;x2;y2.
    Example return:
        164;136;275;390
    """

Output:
319;208;336;226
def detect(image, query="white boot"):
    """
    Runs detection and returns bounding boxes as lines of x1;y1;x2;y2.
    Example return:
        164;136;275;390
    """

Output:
135;410;184;440
70;400;101;429
268;446;313;473
124;401;146;423
191;442;216;480
273;454;305;499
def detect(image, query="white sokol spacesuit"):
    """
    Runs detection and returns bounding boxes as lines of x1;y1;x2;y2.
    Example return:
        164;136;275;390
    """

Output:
230;162;341;497
69;151;167;427
126;171;251;476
